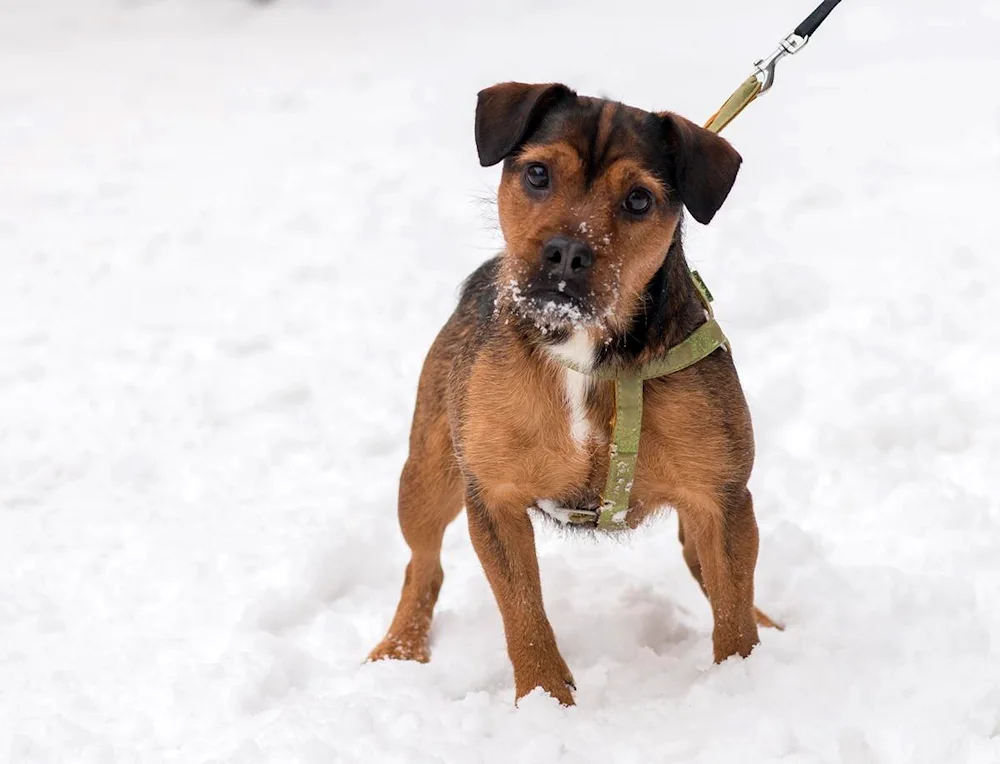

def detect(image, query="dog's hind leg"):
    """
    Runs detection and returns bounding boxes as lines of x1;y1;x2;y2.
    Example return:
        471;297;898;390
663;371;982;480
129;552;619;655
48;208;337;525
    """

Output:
367;396;463;664
678;514;782;631
677;488;767;663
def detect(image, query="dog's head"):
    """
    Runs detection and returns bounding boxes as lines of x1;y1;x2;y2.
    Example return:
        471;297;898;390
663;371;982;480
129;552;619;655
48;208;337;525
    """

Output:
476;82;741;336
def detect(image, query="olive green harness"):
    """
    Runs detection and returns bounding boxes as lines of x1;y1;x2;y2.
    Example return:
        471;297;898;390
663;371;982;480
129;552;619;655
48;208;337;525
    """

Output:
551;271;727;530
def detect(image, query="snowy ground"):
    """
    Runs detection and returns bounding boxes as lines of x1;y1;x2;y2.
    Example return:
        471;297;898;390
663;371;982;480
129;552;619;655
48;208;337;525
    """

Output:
2;0;1000;761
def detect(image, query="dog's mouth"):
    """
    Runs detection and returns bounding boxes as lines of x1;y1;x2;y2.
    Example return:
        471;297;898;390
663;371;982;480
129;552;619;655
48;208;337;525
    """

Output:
497;260;616;333
513;282;596;328
526;287;581;307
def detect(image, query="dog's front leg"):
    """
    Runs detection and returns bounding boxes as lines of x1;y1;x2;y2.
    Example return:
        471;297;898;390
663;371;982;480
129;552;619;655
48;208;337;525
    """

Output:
465;492;575;706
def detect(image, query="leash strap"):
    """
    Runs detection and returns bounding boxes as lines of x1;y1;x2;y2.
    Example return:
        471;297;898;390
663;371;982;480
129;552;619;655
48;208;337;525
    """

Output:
703;76;762;134
795;0;844;38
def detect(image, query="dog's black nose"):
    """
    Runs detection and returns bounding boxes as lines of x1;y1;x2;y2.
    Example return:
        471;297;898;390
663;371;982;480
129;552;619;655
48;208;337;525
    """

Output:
542;236;593;280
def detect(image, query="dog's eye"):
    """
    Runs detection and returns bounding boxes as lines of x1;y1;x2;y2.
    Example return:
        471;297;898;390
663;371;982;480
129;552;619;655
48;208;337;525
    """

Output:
523;163;550;190
623;187;654;216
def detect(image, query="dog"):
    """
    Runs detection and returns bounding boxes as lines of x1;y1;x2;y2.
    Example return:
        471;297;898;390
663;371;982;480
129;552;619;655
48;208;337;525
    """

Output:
367;82;778;706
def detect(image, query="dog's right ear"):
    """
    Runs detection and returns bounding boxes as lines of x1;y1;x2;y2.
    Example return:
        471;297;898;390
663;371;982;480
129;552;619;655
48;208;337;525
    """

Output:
475;82;575;167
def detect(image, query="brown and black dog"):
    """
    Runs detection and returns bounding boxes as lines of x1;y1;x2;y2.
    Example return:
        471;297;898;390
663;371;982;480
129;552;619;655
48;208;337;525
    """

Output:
368;82;777;706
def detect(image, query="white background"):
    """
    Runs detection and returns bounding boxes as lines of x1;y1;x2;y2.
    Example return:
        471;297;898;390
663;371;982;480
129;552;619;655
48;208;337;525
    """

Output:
2;0;999;761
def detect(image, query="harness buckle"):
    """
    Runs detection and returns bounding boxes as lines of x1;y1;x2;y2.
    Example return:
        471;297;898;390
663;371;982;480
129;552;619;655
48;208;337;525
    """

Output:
567;509;601;525
535;500;600;526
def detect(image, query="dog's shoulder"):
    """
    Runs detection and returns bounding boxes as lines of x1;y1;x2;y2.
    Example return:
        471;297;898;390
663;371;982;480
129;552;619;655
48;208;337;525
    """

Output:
436;254;503;376
457;255;501;329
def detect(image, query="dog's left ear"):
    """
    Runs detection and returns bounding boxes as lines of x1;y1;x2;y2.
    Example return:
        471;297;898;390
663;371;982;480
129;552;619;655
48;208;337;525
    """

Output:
658;112;742;225
475;82;575;167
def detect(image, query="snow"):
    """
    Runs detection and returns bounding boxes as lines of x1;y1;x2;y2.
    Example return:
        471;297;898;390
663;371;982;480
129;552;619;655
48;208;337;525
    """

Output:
2;0;1000;762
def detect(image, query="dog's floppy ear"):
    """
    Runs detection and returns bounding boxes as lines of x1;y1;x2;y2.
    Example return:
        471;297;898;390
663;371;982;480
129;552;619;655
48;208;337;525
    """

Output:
658;112;742;225
475;82;575;167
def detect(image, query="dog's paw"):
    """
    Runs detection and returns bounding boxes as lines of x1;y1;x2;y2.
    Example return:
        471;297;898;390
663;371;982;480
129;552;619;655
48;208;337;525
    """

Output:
516;679;576;707
366;632;431;664
515;665;577;707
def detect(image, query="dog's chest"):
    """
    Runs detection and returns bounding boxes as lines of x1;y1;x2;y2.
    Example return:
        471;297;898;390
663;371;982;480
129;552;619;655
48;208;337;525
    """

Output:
546;332;597;445
461;331;613;504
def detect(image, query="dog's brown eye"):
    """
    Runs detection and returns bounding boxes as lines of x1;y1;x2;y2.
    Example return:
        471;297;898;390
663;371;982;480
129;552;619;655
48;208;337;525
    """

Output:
623;187;654;216
523;163;550;190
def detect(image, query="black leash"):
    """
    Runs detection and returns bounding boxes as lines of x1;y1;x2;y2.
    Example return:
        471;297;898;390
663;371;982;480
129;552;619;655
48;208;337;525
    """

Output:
795;0;844;39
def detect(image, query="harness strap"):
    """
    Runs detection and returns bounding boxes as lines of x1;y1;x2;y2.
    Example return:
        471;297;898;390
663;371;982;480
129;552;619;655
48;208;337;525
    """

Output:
597;376;642;530
556;270;729;530
555;271;726;380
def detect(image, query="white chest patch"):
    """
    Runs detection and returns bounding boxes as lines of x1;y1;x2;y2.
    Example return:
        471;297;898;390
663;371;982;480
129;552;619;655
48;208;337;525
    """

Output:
546;331;594;444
